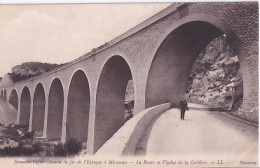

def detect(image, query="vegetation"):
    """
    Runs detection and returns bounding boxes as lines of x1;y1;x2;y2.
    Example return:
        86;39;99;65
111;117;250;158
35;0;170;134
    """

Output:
0;123;82;157
65;138;82;155
8;62;67;82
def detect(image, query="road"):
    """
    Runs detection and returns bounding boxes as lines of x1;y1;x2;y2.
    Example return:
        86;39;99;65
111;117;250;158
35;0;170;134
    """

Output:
135;103;258;167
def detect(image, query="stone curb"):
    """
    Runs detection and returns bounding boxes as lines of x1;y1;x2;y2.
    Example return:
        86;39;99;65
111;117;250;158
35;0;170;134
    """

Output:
188;103;258;127
218;112;258;127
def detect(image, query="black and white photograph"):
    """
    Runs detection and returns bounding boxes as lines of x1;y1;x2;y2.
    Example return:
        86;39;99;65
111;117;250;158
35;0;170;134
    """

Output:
0;1;258;167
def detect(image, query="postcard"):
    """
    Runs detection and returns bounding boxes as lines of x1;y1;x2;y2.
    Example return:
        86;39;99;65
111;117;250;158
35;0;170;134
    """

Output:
0;2;258;168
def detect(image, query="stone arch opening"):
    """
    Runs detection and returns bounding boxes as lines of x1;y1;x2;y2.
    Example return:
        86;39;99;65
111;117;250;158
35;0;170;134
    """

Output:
67;70;90;143
20;87;31;127
146;21;229;108
185;34;243;111
32;83;45;134
4;90;6;100
47;78;64;140
94;56;133;153
9;89;18;110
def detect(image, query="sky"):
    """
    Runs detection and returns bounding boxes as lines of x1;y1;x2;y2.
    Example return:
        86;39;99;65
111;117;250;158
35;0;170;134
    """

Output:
0;3;171;77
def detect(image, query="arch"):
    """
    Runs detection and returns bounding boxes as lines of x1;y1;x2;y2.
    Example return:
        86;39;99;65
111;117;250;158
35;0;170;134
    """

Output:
67;70;90;142
47;78;64;140
32;83;45;133
19;86;31;127
145;13;253;111
4;89;7;100
94;55;133;153
9;89;18;110
1;90;3;98
146;21;224;108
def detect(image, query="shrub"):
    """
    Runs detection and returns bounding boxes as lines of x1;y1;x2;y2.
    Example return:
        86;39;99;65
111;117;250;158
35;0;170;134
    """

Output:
23;131;34;139
225;95;232;100
54;143;66;156
32;141;41;153
0;146;20;157
65;138;82;156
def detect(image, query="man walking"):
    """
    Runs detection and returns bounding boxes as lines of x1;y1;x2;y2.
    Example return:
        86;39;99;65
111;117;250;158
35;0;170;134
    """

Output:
179;97;188;120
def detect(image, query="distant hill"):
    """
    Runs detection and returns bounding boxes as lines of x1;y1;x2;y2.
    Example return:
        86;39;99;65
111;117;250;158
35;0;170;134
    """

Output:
8;62;67;82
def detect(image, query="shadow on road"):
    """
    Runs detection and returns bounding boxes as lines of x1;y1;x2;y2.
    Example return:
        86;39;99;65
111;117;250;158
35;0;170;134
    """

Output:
189;107;228;112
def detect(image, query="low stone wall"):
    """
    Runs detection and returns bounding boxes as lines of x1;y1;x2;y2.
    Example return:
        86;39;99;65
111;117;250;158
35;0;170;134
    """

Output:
188;103;258;125
95;103;171;156
230;110;258;124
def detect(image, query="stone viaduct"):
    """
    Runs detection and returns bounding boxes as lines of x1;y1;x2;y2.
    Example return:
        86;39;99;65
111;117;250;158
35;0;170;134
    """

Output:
0;2;258;154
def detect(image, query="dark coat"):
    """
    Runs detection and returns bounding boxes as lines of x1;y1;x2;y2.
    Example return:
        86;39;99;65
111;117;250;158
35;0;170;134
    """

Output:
179;100;188;111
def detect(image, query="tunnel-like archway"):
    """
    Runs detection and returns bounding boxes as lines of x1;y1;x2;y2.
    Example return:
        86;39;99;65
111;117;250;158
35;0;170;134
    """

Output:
94;56;133;153
9;89;18;110
32;83;45;133
20;87;31;127
4;90;7;100
67;70;90;142
47;78;64;140
146;21;226;108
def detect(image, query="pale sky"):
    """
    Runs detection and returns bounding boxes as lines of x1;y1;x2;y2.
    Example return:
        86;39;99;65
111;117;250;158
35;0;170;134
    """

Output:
0;3;171;77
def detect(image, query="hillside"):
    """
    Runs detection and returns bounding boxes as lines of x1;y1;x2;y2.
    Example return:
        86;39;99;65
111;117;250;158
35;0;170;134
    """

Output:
8;62;66;82
0;98;17;125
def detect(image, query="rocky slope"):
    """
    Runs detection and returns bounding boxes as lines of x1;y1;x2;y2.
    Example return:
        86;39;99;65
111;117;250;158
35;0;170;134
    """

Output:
125;79;135;121
0;98;17;125
8;62;66;82
125;79;134;102
185;35;243;110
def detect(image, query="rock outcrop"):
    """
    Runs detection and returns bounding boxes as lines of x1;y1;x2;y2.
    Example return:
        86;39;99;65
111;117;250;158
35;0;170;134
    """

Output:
185;35;243;110
0;98;17;125
125;79;135;122
0;74;14;87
